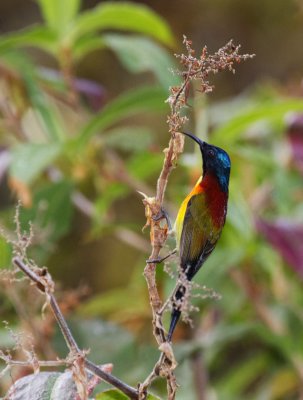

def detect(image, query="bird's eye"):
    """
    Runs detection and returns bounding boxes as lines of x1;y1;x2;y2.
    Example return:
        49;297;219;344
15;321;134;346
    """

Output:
208;149;215;157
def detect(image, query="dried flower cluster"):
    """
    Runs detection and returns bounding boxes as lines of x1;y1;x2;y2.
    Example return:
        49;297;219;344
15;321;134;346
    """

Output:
166;36;254;135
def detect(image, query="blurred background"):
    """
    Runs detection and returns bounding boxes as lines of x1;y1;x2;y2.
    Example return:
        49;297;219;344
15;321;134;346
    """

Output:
1;0;303;399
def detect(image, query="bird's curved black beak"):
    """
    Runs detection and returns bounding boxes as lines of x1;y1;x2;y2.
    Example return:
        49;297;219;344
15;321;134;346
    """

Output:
181;131;205;149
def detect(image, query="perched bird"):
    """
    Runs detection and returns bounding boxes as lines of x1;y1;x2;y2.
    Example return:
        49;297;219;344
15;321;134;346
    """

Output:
168;132;231;341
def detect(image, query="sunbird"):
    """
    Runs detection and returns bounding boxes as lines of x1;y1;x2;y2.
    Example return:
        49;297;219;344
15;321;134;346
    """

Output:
167;132;231;341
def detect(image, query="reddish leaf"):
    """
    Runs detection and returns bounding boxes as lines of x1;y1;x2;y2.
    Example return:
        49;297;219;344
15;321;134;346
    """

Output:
256;218;303;279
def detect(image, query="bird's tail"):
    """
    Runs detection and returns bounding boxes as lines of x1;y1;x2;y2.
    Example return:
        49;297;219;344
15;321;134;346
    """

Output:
167;285;186;341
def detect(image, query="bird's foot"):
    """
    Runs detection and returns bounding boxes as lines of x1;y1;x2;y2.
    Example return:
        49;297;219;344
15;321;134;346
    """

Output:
146;249;177;264
152;207;172;230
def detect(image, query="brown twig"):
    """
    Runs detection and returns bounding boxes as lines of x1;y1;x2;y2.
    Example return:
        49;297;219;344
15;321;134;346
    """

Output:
0;352;69;380
12;256;139;400
140;36;254;399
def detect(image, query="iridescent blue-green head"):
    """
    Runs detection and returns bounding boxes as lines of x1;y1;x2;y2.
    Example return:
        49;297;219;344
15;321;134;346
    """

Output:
182;131;231;192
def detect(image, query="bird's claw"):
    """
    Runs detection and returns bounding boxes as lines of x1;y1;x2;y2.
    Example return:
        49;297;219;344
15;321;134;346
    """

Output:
146;249;177;264
146;257;162;264
152;207;172;230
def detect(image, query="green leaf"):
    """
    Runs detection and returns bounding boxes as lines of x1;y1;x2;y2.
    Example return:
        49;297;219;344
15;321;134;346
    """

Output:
2;52;64;141
0;26;57;55
227;188;254;239
96;389;160;400
103;34;178;88
94;182;129;222
0;237;12;269
255;316;303;358
212;99;303;145
78;262;150;322
104;127;153;152
233;145;276;168
38;0;80;37
79;286;149;321
73;34;105;60
174;323;255;363
20;180;74;243
95;390;128;399
10;143;61;184
21;63;65;141
76;86;167;147
216;353;271;398
71;2;174;47
127;152;163;180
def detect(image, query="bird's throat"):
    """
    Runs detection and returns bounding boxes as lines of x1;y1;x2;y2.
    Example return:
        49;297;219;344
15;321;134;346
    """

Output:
201;173;228;228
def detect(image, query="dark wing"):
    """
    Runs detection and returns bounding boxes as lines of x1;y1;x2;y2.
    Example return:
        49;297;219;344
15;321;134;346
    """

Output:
179;193;219;279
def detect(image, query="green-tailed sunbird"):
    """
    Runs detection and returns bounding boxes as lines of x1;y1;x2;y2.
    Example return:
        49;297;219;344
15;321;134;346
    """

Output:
168;132;231;341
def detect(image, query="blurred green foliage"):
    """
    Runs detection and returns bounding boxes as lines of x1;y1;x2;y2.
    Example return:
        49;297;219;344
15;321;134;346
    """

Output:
1;0;303;399
96;389;160;399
